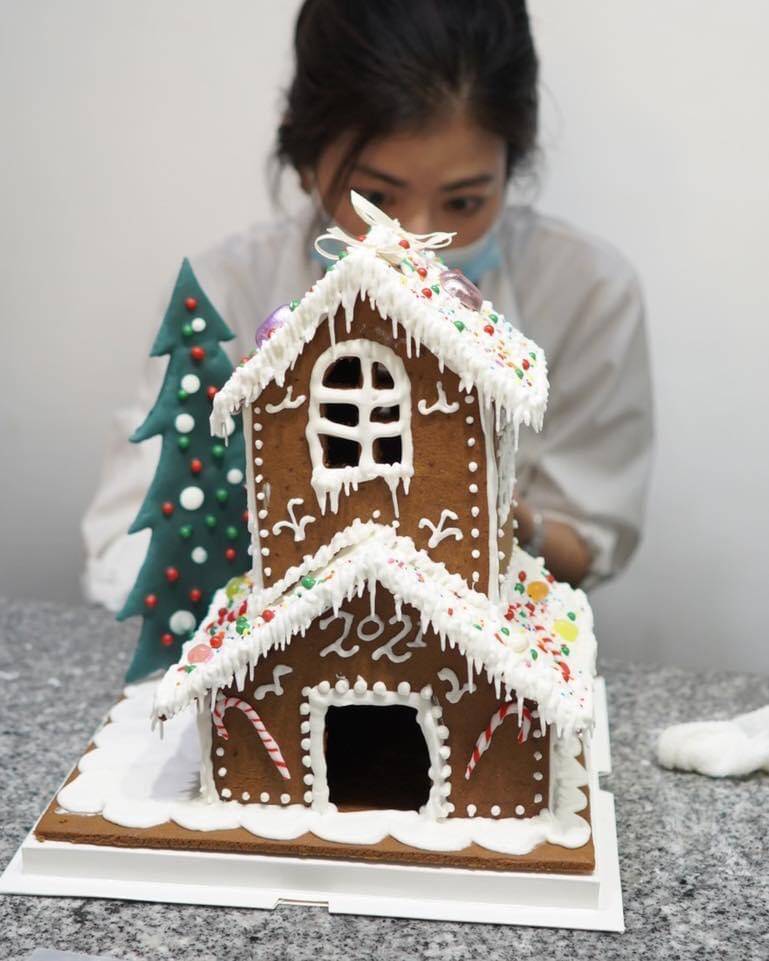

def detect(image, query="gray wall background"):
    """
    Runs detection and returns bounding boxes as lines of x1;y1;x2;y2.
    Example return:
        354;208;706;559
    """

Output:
2;1;768;674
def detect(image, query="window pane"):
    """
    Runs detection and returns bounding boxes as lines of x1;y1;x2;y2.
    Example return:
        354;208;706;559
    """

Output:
371;405;400;423
323;356;362;389
322;434;361;468
373;436;402;465
321;403;359;426
372;362;394;389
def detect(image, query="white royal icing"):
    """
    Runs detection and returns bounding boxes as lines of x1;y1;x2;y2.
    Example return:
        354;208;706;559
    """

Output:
271;498;316;543
265;386;306;414
418;509;463;549
417;381;460;416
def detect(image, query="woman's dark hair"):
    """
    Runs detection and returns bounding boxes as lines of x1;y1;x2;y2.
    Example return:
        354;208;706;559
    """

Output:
277;0;538;198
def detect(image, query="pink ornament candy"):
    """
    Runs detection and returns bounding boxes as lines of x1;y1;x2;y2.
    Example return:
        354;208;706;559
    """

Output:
255;304;292;348
187;643;214;664
440;268;483;311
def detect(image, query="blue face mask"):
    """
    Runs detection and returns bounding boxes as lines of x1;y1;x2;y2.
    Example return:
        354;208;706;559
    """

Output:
439;223;504;285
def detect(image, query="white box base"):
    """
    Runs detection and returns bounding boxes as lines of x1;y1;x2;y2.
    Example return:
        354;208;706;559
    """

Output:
1;678;623;931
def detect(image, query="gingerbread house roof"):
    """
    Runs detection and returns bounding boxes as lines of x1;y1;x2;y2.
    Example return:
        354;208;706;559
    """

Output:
211;194;548;438
152;522;595;736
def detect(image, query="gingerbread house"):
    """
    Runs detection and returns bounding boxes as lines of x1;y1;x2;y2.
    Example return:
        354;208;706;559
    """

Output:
152;194;597;868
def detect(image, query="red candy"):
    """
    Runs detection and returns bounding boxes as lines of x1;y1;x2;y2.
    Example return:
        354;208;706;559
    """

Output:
206;385;218;401
144;593;158;609
484;324;494;335
399;239;410;249
416;266;427;279
210;633;224;649
190;458;203;475
185;297;198;311
160;633;174;647
421;287;432;299
225;547;237;562
161;501;174;517
165;567;180;583
189;587;202;603
190;346;206;363
261;609;275;622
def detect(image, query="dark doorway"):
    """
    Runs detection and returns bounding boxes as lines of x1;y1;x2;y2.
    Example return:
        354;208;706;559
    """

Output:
324;705;432;811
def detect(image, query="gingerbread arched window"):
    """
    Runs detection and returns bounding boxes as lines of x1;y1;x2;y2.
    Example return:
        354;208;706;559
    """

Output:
305;339;413;515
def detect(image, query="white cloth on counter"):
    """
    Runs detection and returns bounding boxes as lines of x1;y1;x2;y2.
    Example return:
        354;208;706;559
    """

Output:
82;202;654;610
657;705;769;778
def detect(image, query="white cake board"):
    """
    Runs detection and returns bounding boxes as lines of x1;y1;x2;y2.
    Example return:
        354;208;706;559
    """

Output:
1;677;623;931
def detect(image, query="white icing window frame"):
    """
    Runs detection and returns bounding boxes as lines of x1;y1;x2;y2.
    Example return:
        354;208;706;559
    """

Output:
303;683;451;819
305;339;414;515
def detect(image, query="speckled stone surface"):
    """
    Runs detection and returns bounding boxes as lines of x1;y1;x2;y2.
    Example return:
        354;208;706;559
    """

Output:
1;598;768;960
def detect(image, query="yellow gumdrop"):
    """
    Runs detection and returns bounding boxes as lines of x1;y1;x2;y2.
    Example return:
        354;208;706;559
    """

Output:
527;580;550;602
554;618;578;642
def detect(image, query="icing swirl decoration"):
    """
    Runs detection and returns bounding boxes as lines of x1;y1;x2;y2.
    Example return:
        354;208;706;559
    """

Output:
314;191;455;266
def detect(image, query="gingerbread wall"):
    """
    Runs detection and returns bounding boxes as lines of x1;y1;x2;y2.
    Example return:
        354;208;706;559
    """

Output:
211;590;550;820
251;300;496;593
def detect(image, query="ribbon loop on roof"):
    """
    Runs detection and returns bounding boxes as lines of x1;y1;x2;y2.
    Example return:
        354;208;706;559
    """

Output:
314;190;456;266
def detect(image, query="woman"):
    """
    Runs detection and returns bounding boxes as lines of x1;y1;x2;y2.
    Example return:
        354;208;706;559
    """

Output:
83;0;653;610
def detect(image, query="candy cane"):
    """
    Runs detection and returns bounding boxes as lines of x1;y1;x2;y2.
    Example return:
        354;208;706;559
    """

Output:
464;702;533;780
213;693;291;780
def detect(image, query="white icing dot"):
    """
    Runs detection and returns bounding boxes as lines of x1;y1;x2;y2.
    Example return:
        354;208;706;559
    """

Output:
260;792;270;803
533;729;543;738
397;681;411;696
471;506;480;517
181;374;200;393
420;685;433;700
255;474;264;484
224;415;236;437
468;461;478;473
303;773;314;785
472;571;480;583
255;457;264;467
221;788;232;799
372;510;381;519
175;413;195;434
259;528;268;538
335;678;350;694
467;438;476;447
471;549;480;559
264;567;272;577
302;755;312;767
354;677;367;694
191;317;206;332
280;794;290;805
215;747;224;757
300;721;310;734
217;767;227;777
258;509;268;519
180;486;204;511
464;395;474;405
373;681;387;695
533;771;544;781
471;528;480;538
318;681;331;694
466;804;477;817
436;725;449;739
169;610;196;635
515;805;525;816
254;407;261;415
304;791;313;804
392;520;400;529
469;483;478;494
300;738;311;751
261;547;270;557
534;793;543;804
534;751;543;761
490;805;501;817
227;468;244;484
191;546;208;564
256;492;265;501
253;422;263;432
299;703;311;715
255;439;264;450
241;791;250;801
465;416;474;425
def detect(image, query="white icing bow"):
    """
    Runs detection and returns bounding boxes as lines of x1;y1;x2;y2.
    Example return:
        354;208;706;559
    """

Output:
314;190;455;266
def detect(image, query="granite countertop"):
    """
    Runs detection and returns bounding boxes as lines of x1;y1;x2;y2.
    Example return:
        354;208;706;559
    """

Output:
1;597;767;960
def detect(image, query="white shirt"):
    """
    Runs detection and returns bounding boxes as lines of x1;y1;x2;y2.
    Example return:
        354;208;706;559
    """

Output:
82;203;654;610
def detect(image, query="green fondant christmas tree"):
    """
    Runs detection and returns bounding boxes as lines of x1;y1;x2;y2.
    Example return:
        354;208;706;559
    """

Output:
119;259;249;682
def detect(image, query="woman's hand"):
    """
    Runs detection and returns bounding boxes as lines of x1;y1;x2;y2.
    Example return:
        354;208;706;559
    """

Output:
513;496;592;589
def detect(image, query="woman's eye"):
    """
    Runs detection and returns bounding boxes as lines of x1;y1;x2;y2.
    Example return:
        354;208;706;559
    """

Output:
445;196;486;215
354;188;389;208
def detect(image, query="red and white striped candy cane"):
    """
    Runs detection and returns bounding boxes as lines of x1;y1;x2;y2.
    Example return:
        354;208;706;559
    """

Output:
213;693;291;780
464;702;533;780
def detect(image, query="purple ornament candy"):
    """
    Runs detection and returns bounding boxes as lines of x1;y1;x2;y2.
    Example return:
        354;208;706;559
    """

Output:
440;268;483;311
255;303;292;347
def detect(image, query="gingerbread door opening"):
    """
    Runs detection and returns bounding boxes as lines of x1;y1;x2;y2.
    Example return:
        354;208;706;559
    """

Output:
324;705;432;811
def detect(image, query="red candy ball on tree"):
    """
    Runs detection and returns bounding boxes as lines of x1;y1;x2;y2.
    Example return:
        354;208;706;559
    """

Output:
190;346;206;363
225;547;237;562
189;587;202;603
144;594;158;609
190;458;203;475
206;385;218;401
160;633;174;647
184;297;198;311
161;501;174;517
165;566;180;583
